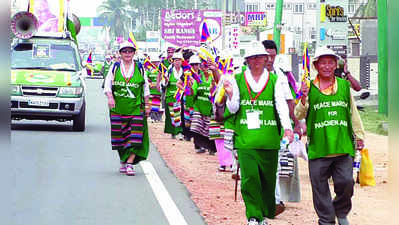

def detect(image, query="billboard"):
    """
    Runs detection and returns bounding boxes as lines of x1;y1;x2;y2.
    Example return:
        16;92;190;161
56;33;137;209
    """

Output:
161;9;223;47
245;12;267;26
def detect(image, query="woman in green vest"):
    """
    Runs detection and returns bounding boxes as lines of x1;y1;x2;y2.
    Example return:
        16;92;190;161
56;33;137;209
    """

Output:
295;46;365;225
162;52;184;139
188;56;219;154
147;54;163;122
223;41;294;225
103;41;151;176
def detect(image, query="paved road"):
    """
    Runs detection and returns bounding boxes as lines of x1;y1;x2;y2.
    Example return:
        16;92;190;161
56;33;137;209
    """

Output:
10;79;206;225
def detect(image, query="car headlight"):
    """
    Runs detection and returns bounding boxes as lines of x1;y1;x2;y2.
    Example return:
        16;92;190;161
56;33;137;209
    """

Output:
11;85;21;95
58;87;83;97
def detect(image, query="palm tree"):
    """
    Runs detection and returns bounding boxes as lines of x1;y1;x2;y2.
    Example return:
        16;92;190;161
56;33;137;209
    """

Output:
97;0;132;41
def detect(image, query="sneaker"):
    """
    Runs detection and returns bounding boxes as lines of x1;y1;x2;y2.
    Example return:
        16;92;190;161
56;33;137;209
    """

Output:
196;147;206;153
247;218;259;225
177;133;184;141
275;201;285;216
260;218;268;225
218;165;226;172
232;173;241;180
208;149;216;155
119;163;126;174
125;164;135;176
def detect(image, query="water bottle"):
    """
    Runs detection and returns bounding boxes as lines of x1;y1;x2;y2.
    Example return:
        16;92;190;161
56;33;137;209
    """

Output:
353;150;361;183
281;137;289;150
294;133;300;142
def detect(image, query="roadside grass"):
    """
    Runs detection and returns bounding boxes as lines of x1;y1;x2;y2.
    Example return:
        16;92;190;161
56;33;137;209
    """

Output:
358;106;388;136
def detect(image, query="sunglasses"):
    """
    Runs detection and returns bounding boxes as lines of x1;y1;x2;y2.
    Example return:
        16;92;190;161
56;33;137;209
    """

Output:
190;63;200;66
121;50;135;54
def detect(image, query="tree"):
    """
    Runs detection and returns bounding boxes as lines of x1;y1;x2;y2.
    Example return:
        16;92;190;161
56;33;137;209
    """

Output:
97;0;132;41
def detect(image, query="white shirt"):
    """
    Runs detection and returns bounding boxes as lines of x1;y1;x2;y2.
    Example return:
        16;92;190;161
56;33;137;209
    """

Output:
273;68;294;101
226;69;292;131
160;66;183;86
104;60;150;97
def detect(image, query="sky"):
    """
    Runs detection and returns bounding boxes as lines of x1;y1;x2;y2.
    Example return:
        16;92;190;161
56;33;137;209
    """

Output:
12;0;103;17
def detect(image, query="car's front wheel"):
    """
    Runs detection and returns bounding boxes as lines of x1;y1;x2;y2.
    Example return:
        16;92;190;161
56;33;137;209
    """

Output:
73;101;86;131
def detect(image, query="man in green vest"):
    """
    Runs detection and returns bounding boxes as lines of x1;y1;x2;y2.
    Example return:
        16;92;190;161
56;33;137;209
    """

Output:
224;41;294;225
295;46;365;225
101;55;113;88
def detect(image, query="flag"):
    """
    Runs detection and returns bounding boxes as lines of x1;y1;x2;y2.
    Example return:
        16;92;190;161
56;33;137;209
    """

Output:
66;0;77;43
144;57;159;72
128;32;138;49
86;51;93;75
200;21;211;43
301;42;310;89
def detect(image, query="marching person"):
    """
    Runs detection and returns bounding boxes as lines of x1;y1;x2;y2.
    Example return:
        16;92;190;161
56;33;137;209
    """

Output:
162;52;184;140
103;41;151;176
295;46;365;225
188;57;218;155
101;55;113;88
262;40;302;215
147;54;163;122
224;41;294;225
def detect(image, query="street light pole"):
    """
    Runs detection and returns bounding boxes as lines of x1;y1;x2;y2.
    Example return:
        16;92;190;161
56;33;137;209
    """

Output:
273;0;284;52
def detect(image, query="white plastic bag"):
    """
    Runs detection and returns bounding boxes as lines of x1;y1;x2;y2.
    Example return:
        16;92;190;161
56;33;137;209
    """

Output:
288;134;308;161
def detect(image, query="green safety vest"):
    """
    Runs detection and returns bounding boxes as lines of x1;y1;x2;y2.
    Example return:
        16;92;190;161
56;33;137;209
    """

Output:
111;62;144;115
147;70;161;95
165;68;180;103
192;72;213;116
103;61;112;77
234;71;281;150
306;78;354;159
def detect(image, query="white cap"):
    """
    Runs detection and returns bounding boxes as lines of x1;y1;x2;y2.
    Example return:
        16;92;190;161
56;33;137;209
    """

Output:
244;41;269;59
119;41;136;52
172;52;183;59
189;55;201;64
312;46;340;64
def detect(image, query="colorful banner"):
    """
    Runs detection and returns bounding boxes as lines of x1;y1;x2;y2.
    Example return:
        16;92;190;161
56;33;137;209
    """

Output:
245;12;267;26
161;9;222;47
29;0;65;33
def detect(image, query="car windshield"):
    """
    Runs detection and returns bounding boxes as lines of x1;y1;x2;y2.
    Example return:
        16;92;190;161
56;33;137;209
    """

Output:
11;43;79;71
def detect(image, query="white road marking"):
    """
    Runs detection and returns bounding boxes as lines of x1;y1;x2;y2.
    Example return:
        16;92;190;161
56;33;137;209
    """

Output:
140;161;189;225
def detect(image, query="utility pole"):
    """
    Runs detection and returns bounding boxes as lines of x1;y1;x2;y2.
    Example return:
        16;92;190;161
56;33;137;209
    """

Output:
273;0;284;52
378;0;387;115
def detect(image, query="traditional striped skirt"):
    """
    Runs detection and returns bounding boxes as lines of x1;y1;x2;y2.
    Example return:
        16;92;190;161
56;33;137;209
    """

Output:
150;95;161;112
184;107;194;128
223;128;234;152
209;119;224;140
279;147;295;178
110;112;144;151
168;102;181;127
190;111;210;137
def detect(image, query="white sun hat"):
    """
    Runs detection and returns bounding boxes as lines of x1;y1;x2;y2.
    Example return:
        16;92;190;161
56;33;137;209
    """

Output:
119;41;136;52
312;46;340;64
244;41;269;59
172;52;183;59
189;55;201;64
